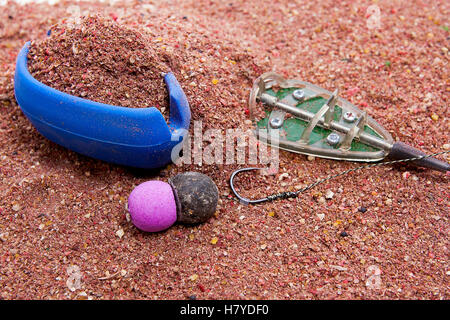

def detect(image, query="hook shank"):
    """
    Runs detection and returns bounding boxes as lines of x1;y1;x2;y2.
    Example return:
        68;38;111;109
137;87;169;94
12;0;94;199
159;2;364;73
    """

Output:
229;167;271;204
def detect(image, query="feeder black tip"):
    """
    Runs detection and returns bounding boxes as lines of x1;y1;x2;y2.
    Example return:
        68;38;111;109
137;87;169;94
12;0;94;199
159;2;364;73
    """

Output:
387;142;450;172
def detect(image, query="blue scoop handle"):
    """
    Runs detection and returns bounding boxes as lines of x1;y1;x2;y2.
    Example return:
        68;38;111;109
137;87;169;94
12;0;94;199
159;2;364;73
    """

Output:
14;42;191;168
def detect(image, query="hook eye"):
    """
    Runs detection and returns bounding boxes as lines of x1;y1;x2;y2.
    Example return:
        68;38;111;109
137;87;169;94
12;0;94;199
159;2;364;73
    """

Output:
229;167;270;204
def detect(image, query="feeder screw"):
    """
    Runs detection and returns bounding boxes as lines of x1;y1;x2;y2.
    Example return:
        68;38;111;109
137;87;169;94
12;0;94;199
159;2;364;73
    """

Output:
326;132;341;146
343;112;357;122
292;89;305;101
269;117;283;129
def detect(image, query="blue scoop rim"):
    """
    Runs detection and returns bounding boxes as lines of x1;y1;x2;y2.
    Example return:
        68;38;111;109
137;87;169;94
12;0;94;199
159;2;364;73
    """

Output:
15;42;190;148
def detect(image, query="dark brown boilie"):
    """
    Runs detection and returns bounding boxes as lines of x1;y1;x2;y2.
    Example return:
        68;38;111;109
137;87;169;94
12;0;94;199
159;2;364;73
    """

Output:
169;172;219;224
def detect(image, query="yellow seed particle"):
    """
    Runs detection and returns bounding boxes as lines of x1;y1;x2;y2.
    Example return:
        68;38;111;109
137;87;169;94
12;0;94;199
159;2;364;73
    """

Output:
229;60;236;64
268;211;275;217
333;220;342;227
211;237;218;245
212;79;219;85
155;37;162;42
189;234;195;240
189;274;198;281
431;114;439;121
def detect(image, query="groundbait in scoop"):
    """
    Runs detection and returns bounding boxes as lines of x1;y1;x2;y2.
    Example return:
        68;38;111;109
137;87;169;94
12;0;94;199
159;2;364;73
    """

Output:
230;72;449;204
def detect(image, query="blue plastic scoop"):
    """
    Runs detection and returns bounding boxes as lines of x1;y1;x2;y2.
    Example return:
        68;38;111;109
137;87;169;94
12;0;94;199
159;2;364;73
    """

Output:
14;42;190;169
